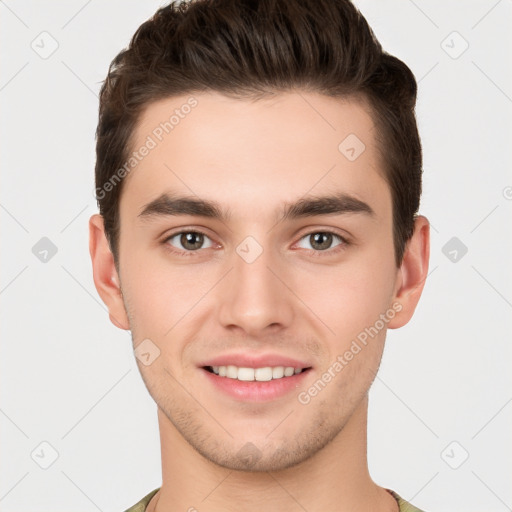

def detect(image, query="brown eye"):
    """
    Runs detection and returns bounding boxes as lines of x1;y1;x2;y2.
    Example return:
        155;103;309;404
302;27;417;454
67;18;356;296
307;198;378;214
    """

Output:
180;232;204;250
165;231;214;252
296;231;347;252
310;232;333;251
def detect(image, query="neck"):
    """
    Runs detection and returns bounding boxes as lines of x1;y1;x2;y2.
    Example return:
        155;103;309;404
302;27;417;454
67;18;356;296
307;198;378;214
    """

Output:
148;395;398;512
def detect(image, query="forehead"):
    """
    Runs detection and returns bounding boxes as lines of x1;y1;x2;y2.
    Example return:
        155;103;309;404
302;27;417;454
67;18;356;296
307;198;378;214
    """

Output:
120;91;389;223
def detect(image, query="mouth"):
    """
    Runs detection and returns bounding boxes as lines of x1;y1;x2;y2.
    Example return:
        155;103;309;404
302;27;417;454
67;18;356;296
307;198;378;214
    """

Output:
198;353;314;402
202;365;313;381
200;364;313;402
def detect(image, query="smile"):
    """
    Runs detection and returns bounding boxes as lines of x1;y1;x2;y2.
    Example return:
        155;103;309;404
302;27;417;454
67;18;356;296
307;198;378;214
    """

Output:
205;365;310;381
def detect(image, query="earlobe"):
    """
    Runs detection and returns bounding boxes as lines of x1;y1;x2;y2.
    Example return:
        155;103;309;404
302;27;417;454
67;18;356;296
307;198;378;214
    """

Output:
387;215;430;329
88;214;130;331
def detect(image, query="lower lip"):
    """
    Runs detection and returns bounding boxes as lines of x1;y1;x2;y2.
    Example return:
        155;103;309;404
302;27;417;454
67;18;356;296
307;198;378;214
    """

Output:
200;367;312;402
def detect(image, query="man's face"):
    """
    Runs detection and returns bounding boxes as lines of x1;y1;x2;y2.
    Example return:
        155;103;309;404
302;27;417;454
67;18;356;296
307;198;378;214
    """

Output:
115;91;401;471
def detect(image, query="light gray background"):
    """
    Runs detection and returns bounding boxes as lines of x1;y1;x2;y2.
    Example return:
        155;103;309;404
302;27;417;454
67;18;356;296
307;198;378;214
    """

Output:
1;1;511;511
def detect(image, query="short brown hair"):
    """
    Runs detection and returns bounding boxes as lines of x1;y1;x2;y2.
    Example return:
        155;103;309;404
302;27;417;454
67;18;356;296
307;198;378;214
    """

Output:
95;0;422;268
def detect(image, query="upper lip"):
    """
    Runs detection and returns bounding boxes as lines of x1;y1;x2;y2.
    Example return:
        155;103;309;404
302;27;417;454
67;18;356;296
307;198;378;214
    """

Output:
199;353;312;369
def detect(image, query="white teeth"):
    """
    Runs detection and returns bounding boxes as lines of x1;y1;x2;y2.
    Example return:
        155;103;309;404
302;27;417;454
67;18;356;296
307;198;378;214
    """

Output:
209;365;305;381
272;366;284;379
284;367;295;377
238;367;256;381
226;365;238;379
254;367;272;381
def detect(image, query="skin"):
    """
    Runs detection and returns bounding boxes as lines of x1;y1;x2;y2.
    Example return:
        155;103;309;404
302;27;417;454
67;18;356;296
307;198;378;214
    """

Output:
89;91;429;512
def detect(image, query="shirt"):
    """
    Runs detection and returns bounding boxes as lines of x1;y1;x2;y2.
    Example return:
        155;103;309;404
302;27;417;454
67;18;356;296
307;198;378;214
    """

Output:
123;487;426;511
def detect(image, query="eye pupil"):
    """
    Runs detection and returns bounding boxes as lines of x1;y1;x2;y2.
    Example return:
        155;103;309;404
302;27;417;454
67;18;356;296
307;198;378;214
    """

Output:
310;232;333;251
181;232;204;250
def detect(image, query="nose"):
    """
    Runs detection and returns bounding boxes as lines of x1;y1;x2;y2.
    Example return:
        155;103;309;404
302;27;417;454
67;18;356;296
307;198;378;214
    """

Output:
216;243;295;336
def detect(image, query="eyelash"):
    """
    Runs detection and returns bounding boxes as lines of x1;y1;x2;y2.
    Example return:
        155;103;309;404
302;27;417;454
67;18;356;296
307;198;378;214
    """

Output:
161;229;350;258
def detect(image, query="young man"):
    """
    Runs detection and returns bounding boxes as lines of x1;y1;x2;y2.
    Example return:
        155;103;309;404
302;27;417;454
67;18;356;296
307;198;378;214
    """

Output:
89;0;430;510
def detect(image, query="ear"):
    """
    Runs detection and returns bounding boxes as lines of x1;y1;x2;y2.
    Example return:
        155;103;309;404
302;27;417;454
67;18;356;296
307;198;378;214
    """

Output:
89;213;130;330
387;215;430;329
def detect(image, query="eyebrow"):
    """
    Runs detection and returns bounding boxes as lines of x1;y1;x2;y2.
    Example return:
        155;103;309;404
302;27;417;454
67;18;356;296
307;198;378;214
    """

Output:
137;192;374;223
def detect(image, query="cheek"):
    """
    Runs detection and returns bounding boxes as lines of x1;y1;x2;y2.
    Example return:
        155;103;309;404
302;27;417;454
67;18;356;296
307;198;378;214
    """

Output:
298;260;395;329
121;252;218;337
